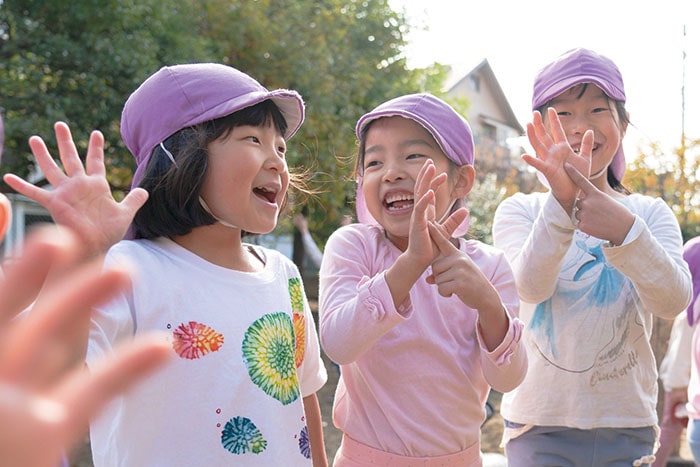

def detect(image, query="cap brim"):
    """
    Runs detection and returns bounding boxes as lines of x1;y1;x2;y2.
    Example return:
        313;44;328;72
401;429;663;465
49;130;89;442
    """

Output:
533;76;625;111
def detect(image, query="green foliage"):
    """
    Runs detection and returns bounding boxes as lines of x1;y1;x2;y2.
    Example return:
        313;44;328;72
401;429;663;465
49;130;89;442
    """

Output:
466;173;506;245
0;0;208;186
1;0;443;241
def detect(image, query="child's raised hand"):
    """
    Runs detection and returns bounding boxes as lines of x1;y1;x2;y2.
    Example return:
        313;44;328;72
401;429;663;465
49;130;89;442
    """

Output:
426;221;509;350
564;162;634;245
523;108;593;214
426;221;495;308
405;160;447;267
3;122;148;258
0;225;171;467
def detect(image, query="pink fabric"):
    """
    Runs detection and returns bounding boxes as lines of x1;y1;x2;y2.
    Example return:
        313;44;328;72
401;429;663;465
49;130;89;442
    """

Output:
334;435;482;466
319;223;526;457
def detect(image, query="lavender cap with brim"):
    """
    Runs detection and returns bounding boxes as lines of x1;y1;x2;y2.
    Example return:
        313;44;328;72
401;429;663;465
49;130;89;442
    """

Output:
532;48;626;180
354;93;474;233
121;63;305;189
684;236;700;326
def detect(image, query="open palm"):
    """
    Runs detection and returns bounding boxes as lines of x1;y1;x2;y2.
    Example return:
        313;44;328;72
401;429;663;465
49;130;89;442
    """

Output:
3;122;147;257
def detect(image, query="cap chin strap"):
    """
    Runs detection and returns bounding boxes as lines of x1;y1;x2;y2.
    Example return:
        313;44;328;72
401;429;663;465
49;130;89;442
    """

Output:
199;196;240;230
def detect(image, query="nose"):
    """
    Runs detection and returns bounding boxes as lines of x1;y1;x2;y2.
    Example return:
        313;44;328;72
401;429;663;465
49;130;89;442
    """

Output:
382;159;405;182
567;114;591;135
265;148;288;173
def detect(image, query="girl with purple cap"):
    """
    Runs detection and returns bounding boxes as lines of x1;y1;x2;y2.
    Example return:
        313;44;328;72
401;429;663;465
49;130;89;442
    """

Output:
318;93;527;466
10;63;329;466
492;48;692;465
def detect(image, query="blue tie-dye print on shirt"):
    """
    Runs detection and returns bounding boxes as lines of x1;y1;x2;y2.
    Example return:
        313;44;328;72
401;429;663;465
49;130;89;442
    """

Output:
529;235;636;373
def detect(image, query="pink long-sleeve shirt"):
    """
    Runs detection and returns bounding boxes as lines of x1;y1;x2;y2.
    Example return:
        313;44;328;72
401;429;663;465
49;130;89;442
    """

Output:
318;223;526;457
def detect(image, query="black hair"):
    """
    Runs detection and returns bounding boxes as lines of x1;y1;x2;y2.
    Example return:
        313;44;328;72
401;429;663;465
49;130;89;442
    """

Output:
537;83;631;195
132;100;295;239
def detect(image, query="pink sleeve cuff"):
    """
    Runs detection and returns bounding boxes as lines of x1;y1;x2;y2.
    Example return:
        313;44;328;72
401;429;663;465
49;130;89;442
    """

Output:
478;313;524;366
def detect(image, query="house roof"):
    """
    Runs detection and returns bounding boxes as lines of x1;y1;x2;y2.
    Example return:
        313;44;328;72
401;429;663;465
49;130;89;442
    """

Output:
447;59;524;135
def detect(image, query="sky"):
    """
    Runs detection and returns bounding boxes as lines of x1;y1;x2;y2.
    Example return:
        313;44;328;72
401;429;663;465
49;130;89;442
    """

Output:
389;0;699;158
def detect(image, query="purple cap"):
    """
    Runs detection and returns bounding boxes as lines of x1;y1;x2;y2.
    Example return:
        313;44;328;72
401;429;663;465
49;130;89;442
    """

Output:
121;63;305;189
685;236;700;326
532;48;626;180
356;93;474;167
354;93;473;235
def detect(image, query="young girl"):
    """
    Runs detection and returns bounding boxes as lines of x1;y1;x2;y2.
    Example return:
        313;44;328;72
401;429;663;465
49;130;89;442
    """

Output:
492;48;692;466
76;63;327;466
318;93;527;466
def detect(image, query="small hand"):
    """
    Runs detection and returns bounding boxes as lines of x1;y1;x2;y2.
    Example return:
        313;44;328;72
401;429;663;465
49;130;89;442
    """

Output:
427;221;508;350
522;108;593;213
564;162;634;245
404;160;444;267
0;226;170;467
3;122;148;257
426;220;491;307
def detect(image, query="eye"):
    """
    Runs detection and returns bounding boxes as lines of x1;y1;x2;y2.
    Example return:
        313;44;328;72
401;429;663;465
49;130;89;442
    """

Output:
406;153;425;160
592;107;610;114
364;159;380;170
247;136;261;143
556;110;571;117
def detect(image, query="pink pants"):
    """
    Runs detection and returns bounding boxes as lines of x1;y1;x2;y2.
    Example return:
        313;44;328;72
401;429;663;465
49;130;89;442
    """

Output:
333;435;482;467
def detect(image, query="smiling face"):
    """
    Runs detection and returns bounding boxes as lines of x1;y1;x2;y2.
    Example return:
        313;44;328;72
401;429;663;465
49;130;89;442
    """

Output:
360;116;470;250
200;122;289;235
544;83;627;188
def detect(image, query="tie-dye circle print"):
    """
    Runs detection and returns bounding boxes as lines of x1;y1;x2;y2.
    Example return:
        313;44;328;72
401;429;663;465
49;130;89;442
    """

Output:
242;312;299;405
221;416;267;455
298;425;310;458
172;321;224;359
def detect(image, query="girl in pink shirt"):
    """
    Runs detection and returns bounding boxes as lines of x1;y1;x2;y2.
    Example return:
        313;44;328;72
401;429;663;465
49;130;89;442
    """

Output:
318;93;527;466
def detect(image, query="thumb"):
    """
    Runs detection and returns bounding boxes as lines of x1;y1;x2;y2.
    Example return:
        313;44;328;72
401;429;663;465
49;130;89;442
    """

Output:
121;188;149;215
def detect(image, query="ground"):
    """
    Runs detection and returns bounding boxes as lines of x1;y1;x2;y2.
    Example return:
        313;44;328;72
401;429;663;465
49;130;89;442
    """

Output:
67;305;693;466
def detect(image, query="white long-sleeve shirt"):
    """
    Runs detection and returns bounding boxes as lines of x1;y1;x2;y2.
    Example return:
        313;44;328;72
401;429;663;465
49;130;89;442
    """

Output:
493;191;691;430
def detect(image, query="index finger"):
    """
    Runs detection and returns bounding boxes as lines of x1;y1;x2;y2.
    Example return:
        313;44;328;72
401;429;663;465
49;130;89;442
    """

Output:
563;161;597;196
428;221;457;257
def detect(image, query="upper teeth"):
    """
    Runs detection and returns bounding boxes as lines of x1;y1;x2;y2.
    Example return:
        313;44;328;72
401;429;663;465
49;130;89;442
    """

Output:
385;193;413;204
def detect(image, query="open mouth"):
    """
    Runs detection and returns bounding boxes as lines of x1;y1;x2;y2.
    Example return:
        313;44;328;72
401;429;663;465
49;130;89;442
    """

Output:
384;192;414;212
253;186;278;204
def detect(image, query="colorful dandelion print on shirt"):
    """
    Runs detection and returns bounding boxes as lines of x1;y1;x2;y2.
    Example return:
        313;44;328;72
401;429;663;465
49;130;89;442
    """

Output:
288;278;306;368
172;321;224;360
297;425;311;459
242;312;300;405
221;416;267;455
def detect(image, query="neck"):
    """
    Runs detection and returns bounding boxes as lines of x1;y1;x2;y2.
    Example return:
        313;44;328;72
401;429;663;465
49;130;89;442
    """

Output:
172;226;262;271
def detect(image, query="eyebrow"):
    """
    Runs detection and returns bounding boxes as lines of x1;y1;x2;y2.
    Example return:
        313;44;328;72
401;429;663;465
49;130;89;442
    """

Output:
365;138;436;155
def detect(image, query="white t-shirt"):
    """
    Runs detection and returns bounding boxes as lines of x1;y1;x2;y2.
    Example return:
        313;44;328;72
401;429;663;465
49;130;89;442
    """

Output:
87;237;327;466
493;191;691;430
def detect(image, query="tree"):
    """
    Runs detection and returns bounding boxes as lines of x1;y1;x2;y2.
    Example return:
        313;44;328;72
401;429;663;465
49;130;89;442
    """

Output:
0;0;209;188
1;0;441;239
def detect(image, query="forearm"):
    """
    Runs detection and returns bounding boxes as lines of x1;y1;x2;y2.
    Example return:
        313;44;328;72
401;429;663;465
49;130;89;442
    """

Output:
494;194;574;303
303;393;328;467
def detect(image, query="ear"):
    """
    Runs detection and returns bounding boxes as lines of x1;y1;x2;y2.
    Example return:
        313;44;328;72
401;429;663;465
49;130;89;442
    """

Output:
451;164;475;199
0;194;11;241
